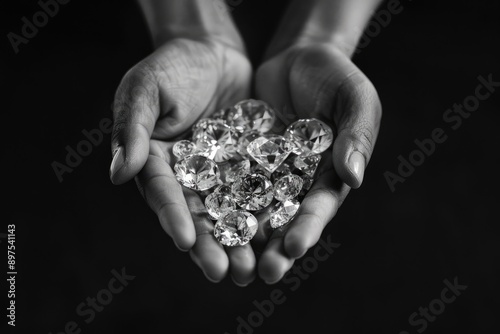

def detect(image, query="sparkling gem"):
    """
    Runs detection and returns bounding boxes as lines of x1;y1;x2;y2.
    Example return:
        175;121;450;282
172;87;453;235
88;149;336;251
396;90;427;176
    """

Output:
192;119;229;140
294;154;321;177
214;210;258;246
247;135;293;173
233;99;275;133
237;131;261;158
284;118;334;156
214;184;232;197
270;199;300;229
232;173;274;211
271;162;292;183
172;140;197;159
205;192;236;220
174;155;220;191
220;159;251;183
251;162;272;179
224;106;250;133
194;121;239;162
273;174;303;202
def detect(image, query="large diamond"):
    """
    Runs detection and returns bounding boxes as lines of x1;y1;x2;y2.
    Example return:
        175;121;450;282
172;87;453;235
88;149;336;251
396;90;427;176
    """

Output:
270;199;300;229
294;154;321;177
273;174;303;202
174;155;220;191
237;131;261;158
214;210;258;246
194;120;239;162
232;173;274;211
233;99;275;133
284;118;334;156
247;135;293;173
172;140;197;159
219;159;251;183
224;106;251;133
205;192;236;220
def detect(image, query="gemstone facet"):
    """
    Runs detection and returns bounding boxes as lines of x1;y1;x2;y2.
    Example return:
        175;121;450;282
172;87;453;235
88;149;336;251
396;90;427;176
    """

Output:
232;173;274;211
284;118;334;156
220;159;251;183
247;135;293;173
172;140;197;159
237;131;261;158
194;121;239;162
214;210;258;246
205;192;236;220
233;99;276;133
174;155;220;191
273;174;303;202
270;199;300;229
294;154;322;177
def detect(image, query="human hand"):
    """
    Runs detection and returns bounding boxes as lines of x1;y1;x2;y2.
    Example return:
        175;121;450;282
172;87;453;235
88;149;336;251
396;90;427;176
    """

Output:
110;37;255;284
254;43;382;283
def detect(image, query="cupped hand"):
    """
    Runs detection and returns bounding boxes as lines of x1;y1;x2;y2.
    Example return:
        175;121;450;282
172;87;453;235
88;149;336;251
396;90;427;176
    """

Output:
254;43;382;283
110;38;255;285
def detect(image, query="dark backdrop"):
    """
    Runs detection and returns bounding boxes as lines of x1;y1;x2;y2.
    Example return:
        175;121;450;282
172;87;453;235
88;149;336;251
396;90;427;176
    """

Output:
1;0;499;333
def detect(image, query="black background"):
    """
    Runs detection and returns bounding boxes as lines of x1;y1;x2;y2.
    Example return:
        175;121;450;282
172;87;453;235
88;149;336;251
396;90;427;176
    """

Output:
1;0;499;333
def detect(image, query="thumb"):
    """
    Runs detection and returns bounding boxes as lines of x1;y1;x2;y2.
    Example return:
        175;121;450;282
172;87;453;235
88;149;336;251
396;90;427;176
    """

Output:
332;70;382;188
110;66;159;185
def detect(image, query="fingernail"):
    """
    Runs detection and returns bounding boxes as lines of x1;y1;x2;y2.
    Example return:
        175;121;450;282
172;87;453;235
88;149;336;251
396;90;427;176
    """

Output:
109;146;125;182
264;277;281;285
231;275;248;287
348;151;365;186
173;241;188;252
203;271;220;284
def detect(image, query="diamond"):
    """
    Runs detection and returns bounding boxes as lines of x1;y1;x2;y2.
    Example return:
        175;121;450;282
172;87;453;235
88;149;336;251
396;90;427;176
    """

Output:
172;140;197;159
232;173;274;211
270;199;300;229
251;162;272;179
205;192;236;220
247;135;293;173
233;99;275;133
294;154;321;177
284;118;334;156
192;119;229;140
174;155;220;191
220;159;251;183
224;106;251;133
214;184;232;197
271;162;292;183
237;131;261;158
273;174;303;202
214;210;258;246
300;175;314;195
194;121;239;162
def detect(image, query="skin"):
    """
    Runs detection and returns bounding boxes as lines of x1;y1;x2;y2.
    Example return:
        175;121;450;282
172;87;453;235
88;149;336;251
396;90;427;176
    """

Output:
110;0;383;286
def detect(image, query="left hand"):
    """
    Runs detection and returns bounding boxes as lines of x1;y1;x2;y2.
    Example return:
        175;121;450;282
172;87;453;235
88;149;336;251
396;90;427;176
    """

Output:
254;42;382;283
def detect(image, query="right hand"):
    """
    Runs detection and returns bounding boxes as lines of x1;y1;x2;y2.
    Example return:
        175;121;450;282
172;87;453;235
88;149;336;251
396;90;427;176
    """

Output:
110;37;254;285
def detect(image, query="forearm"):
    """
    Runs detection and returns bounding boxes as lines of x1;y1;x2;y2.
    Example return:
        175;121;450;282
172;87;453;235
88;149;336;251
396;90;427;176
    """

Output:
265;0;384;58
137;0;244;50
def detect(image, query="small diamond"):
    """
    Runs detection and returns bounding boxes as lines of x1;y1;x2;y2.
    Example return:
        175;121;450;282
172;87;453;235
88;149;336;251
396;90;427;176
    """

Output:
172;140;197;159
233;99;275;133
214;184;232;197
237;131;261;158
273;174;303;202
194;121;239;162
232;173;274;211
220;159;251;183
271;162;292;183
270;199;300;229
214;210;258;246
224;106;250;133
174;155;220;191
192;119;229;140
251;162;272;179
300;175;314;195
205;192;236;220
247;135;293;173
284;118;334;156
294;154;321;177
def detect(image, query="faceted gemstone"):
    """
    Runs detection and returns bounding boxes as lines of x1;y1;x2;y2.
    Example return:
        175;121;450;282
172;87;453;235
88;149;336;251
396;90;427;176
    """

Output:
224;106;251;133
214;210;258;246
251;162;272;179
284;118;334;156
212;108;229;121
232;173;274;211
192;119;229;141
237;131;261;158
271;162;292;183
273;174;303;202
172;140;197;159
214;184;232;197
174;155;220;191
194;121;239;163
247;135;293;173
233;99;275;133
205;192;236;220
220;159;251;183
300;175;314;196
294;154;321;177
270;199;300;229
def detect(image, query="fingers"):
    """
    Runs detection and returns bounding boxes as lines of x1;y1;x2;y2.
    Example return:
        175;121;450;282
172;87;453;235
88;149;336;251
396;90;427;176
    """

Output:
111;63;160;185
258;230;295;284
226;245;257;286
331;70;382;188
135;153;196;251
284;167;349;259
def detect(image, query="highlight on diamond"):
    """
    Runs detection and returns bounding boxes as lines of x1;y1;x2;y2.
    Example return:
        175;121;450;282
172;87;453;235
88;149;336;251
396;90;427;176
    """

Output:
172;99;334;246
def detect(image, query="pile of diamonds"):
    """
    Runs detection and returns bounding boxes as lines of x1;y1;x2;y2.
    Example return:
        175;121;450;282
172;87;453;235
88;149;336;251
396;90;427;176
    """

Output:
172;99;334;247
